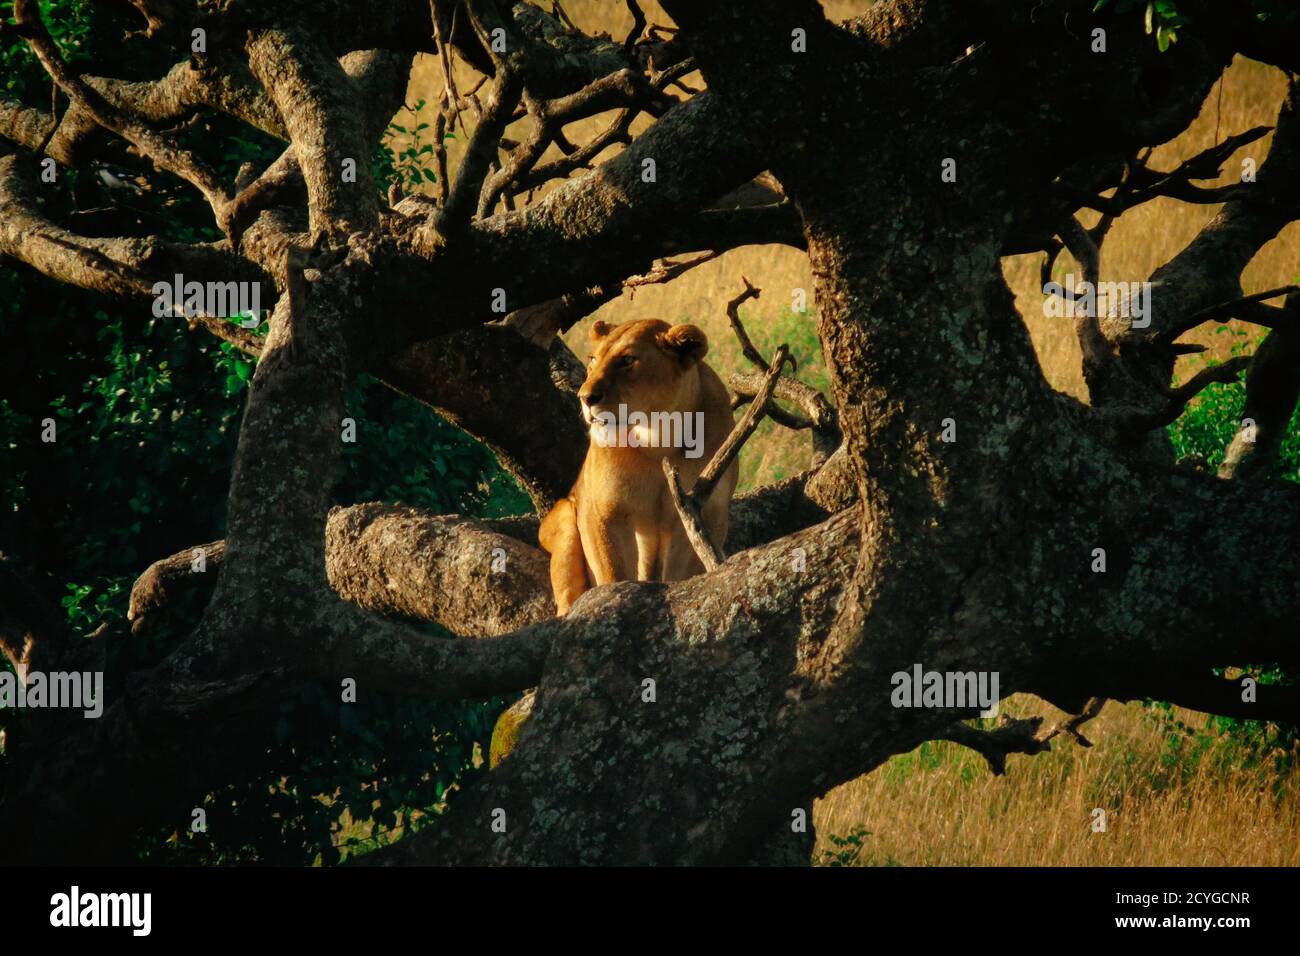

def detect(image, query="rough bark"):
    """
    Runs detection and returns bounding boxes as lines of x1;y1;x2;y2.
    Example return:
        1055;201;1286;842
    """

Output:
2;0;1299;867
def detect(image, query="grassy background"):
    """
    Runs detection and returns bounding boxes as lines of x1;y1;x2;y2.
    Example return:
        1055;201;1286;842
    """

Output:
817;694;1300;866
395;2;1300;865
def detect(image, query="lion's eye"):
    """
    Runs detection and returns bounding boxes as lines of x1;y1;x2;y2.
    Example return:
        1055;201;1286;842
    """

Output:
588;356;596;367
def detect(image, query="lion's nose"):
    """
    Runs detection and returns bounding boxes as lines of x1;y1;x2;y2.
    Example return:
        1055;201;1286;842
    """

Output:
581;388;604;407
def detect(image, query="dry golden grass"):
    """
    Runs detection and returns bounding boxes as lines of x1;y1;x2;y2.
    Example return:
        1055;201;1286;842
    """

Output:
397;3;1300;866
814;695;1300;866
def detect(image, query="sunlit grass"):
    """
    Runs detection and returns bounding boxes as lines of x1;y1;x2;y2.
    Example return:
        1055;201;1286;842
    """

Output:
814;695;1300;866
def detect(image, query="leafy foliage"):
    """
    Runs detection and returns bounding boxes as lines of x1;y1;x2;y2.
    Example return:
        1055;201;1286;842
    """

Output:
1156;333;1300;764
0;0;92;99
377;99;445;196
0;0;528;864
1167;328;1300;482
818;825;874;867
1093;0;1297;52
1145;682;1299;779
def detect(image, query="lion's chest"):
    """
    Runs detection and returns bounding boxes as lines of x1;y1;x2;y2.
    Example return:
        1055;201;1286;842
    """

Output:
577;446;675;527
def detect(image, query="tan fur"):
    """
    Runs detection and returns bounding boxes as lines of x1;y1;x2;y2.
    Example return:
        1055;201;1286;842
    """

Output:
538;319;738;615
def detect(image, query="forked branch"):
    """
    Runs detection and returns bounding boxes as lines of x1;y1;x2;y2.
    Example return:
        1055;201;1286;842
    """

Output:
13;0;232;223
938;697;1107;776
1161;284;1300;344
663;344;792;570
724;278;839;461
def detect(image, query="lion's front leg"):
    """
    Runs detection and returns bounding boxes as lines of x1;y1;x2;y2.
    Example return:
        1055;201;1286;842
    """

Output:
539;497;589;616
578;508;637;587
657;524;704;581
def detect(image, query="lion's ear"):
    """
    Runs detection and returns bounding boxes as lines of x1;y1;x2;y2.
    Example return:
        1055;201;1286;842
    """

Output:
658;323;708;367
591;319;614;340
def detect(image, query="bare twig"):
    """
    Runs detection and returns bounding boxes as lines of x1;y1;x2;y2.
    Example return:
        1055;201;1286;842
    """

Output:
722;278;838;462
661;459;726;571
938;697;1106;776
515;106;636;192
432;0;463;132
660;345;791;571
1164;356;1254;401
624;251;719;292
1036;696;1106;747
479;68;650;214
440;68;522;230
1107;356;1253;433
651;56;697;91
694;345;791;507
1054;126;1270;215
729;370;837;434
725;276;767;370
1161;284;1300;344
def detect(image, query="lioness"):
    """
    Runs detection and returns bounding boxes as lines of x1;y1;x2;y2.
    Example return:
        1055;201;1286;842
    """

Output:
539;318;738;615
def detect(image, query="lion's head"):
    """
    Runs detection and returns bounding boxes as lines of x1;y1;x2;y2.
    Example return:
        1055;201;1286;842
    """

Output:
577;319;710;429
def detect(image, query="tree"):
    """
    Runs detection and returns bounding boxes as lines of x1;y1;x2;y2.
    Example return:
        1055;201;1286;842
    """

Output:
1;0;1298;865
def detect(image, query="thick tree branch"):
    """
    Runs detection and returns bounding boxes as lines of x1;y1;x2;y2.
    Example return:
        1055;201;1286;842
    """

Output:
14;0;233;222
937;716;1051;776
244;27;382;237
0;153;270;305
324;503;553;633
1219;318;1300;481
